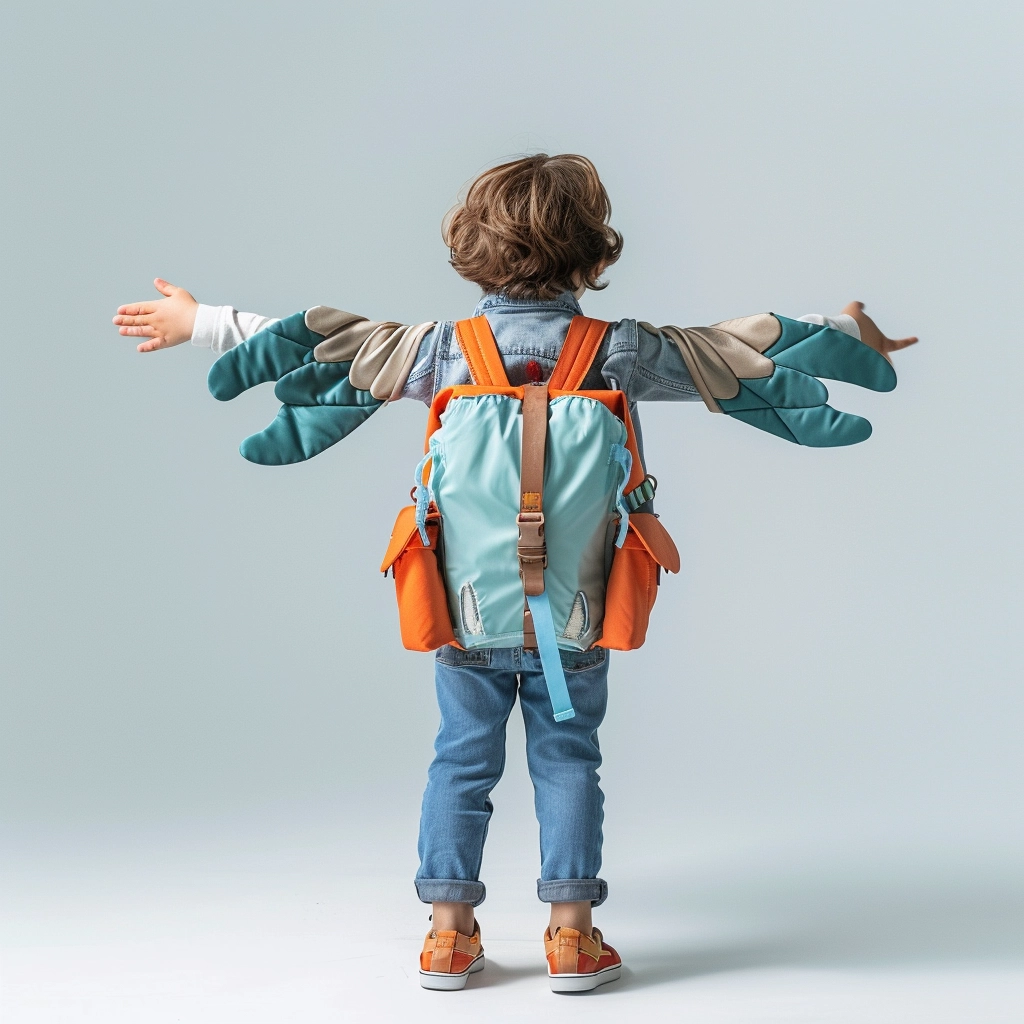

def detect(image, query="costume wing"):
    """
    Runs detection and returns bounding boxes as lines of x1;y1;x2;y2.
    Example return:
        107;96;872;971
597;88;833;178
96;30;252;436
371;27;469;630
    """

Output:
648;314;896;446
207;307;435;464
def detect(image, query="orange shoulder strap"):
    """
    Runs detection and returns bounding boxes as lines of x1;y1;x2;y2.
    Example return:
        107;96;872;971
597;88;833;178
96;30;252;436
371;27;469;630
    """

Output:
453;316;510;387
548;316;611;391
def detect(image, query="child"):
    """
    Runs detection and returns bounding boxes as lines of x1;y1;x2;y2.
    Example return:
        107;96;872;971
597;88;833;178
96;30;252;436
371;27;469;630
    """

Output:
114;153;917;992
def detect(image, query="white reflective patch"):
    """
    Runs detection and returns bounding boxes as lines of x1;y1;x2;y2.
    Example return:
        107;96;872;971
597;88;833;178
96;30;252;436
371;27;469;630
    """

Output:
561;591;589;641
460;583;484;635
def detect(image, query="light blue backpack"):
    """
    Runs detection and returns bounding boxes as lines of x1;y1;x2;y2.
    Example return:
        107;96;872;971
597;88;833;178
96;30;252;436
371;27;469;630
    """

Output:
381;315;679;722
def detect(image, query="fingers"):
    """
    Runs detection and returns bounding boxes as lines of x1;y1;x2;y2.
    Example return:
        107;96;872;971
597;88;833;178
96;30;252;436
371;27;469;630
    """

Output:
113;313;156;327
136;334;181;352
136;333;190;352
116;302;157;316
154;277;179;296
119;325;156;337
885;335;919;352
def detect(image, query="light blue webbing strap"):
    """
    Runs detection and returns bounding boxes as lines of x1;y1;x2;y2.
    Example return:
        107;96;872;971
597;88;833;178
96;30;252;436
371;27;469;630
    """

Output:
609;443;633;548
526;589;575;722
412;452;432;545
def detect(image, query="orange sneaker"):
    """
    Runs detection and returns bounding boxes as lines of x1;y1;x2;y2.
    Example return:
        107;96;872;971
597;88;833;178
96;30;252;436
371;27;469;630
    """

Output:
544;925;622;992
419;922;485;990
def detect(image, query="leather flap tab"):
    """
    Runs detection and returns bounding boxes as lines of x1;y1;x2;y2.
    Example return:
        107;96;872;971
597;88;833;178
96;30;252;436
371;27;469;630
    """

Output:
629;513;681;574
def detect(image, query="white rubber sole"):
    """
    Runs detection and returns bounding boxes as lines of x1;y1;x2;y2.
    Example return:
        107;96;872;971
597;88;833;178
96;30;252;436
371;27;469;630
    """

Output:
549;962;622;992
419;954;485;990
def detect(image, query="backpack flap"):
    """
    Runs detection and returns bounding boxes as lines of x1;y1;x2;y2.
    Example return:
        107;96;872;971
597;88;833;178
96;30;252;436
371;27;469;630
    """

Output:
381;505;422;573
628;513;680;574
380;504;455;651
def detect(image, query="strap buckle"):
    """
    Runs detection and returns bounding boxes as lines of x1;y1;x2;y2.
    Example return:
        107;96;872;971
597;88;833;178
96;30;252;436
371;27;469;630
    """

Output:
516;512;547;569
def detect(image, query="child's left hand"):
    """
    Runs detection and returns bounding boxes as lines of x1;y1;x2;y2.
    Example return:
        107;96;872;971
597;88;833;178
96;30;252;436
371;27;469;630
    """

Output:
842;301;918;364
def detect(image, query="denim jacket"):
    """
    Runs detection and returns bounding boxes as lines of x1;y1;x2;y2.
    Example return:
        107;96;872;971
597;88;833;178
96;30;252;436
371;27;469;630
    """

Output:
403;290;702;405
401;290;703;477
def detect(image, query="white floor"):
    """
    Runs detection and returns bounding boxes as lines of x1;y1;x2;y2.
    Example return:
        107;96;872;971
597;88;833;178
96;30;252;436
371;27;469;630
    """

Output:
5;939;1023;1024
3;825;1023;1023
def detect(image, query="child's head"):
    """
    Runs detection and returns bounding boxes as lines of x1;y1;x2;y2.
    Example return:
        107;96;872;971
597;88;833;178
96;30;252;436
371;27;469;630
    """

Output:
443;154;622;300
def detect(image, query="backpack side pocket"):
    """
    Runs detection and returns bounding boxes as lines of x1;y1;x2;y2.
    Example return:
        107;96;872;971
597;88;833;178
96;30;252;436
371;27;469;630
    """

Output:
381;505;456;652
597;512;679;651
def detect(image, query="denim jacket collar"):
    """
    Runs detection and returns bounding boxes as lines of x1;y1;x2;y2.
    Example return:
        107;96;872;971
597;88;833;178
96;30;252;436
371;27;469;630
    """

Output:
472;291;584;317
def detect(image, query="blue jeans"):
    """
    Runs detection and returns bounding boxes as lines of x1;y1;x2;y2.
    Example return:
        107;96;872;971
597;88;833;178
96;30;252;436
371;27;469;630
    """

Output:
415;645;610;908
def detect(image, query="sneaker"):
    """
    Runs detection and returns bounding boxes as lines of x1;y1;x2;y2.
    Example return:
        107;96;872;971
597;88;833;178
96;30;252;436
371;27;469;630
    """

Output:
419;922;485;990
544;925;622;992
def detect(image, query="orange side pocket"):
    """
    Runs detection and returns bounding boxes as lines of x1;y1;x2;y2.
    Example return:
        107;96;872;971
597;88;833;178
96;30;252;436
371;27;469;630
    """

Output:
381;506;456;652
598;513;679;651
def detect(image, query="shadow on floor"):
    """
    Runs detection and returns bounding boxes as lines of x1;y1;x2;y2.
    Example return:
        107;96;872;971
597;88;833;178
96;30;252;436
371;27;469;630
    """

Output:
610;875;1024;991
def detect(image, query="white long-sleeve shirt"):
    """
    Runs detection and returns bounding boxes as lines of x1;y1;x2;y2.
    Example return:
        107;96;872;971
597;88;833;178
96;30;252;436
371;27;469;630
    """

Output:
190;303;279;355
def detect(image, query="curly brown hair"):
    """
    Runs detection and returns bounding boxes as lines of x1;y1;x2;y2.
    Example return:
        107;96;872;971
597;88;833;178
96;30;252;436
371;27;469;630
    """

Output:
442;154;623;300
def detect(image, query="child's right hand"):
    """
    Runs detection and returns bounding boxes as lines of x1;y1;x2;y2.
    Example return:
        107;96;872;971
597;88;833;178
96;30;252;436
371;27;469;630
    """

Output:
113;278;199;353
841;301;918;365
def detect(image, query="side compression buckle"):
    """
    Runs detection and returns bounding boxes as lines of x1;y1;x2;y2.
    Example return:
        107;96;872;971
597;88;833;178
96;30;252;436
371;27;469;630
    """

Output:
624;475;657;512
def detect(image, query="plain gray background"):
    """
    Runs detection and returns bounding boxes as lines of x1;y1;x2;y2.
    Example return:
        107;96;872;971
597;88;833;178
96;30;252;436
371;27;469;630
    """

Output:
2;2;1022;1020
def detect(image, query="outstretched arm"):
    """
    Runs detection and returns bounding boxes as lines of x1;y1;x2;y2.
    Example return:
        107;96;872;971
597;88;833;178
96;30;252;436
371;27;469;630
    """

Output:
114;281;436;464
635;302;918;446
206;306;437;464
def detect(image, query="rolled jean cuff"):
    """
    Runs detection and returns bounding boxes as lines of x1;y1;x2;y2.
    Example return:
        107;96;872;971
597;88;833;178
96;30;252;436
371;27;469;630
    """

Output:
537;877;608;907
415;879;486;907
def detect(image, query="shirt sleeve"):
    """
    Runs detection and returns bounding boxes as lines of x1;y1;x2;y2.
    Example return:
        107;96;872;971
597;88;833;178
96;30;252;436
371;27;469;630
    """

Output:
190;304;280;355
796;312;861;339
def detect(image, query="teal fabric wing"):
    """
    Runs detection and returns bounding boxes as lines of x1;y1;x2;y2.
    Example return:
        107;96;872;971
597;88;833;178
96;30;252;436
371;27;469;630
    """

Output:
719;316;896;447
206;311;383;465
766;316;896;391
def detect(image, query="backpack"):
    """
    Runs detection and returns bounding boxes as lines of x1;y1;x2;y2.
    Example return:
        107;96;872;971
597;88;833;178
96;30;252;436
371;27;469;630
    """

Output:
381;315;680;721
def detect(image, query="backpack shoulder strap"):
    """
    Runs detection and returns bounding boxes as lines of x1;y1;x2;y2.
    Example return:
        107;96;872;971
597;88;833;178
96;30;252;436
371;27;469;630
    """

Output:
548;316;611;391
453;316;510;387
